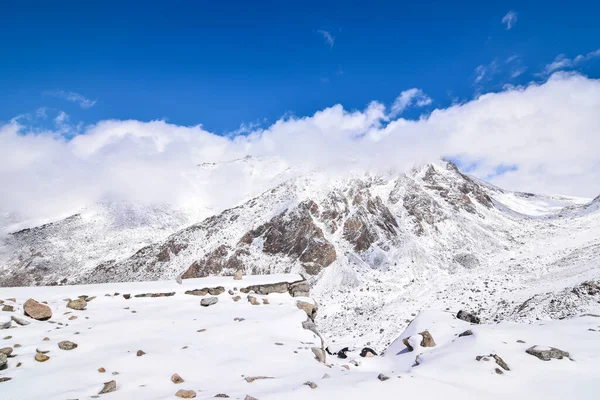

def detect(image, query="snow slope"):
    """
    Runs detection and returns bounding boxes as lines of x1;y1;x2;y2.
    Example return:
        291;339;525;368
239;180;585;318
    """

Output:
1;276;599;399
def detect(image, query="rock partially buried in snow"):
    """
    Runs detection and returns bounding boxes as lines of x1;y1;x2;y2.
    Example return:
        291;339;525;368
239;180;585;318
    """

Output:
245;376;274;383
525;346;571;361
0;347;13;356
360;347;378;357
244;396;258;400
35;352;50;362
296;301;318;320
0;316;11;329
175;389;196;398
23;299;52;321
456;310;480;324
377;373;390;381
136;350;145;356
99;380;117;394
11;315;31;326
247;295;260;306
67;298;87;311
311;347;326;363
458;330;473;337
0;353;7;370
58;340;78;350
304;381;317;389
403;330;436;351
201;297;219;307
2;305;14;312
171;373;184;384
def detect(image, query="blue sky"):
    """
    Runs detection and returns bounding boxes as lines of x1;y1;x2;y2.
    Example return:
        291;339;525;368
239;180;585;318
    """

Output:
1;0;600;134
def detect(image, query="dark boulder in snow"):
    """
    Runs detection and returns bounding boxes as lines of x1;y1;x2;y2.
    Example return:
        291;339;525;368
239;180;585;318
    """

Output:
525;346;571;361
457;310;480;324
360;347;378;357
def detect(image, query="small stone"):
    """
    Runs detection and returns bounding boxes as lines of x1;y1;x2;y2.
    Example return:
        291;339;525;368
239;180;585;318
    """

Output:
67;298;87;310
0;353;7;370
232;296;241;302
458;330;473;337
3;336;11;340
69;316;77;320
99;380;117;394
13;344;21;348
517;340;526;343
247;295;260;306
0;377;12;383
244;396;258;400
274;342;284;346
36;348;49;354
233;270;243;280
98;367;106;373
0;316;10;330
322;373;330;379
207;287;225;296
456;310;480;324
341;365;350;370
2;305;14;312
136;350;146;356
35;352;50;362
201;297;219;307
0;347;13;356
525;345;570;361
377;373;390;381
245;376;274;383
112;371;119;375
215;394;229;398
123;294;131;300
492;354;510;371
262;298;269;305
185;289;208;296
175;389;197;398
495;368;503;375
228;290;235;295
197;328;207;333
171;373;184;383
359;347;377;357
304;381;317;389
43;337;50;341
58;341;78;350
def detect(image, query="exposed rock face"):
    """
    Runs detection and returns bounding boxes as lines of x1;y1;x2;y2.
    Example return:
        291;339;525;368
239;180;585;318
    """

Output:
24;299;52;321
526;346;571;361
181;245;246;279
311;347;326;363
457;310;480;324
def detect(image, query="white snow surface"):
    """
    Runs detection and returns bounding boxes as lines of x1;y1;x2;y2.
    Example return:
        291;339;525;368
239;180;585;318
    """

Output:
1;276;599;399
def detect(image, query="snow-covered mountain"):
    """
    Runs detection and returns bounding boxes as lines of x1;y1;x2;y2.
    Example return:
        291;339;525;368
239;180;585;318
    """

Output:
1;158;599;351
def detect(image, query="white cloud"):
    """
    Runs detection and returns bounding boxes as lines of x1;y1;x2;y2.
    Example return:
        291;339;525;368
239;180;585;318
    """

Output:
474;65;487;84
2;73;600;225
501;11;517;30
390;88;432;117
44;90;97;108
543;49;600;74
317;30;335;48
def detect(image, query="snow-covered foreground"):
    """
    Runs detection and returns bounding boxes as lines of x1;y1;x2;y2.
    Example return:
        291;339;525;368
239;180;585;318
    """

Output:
2;275;599;399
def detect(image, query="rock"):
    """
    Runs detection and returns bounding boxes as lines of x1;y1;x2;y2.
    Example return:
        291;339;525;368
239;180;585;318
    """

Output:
2;305;14;312
322;373;330;379
247;295;260;306
341;364;350;370
11;315;31;326
228;289;235;295
525;345;571;361
245;376;274;383
134;292;175;298
304;381;317;389
244;396;258;400
289;280;310;297
23;299;52;321
377;373;390;381
516;340;526;343
234;270;243;280
458;330;473;337
43;337;50;341
403;331;436;351
36;348;49;354
185;289;208;296
208;287;225;296
171;373;184;384
215;394;230;398
6;298;15;302
0;316;11;329
262;298;269;305
311;347;326;363
35;352;50;362
456;310;480;324
16;362;21;367
495;368;504;375
68;315;77;320
58;341;78;350
136;350;145;356
360;347;377;357
0;353;7;370
240;282;289;295
123;294;131;300
67;298;87;311
232;296;241;302
296;301;318;320
175;389;196;399
0;377;12;382
99;380;117;394
98;367;106;373
0;347;13;356
201;297;219;307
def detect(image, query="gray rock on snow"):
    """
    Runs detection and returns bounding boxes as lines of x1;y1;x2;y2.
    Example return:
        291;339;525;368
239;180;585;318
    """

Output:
11;315;31;326
456;310;480;324
525;346;571;361
200;297;219;307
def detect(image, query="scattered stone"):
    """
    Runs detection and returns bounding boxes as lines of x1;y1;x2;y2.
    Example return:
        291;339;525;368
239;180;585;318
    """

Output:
112;371;119;375
247;295;260;306
43;337;50;341
296;301;318;320
99;380;117;394
262;298;269;305
0;316;10;330
234;318;245;322
274;342;283;346
232;296;241;302
234;270;243;280
311;347;326;363
245;376;274;383
197;329;207;333
175;389;196;399
23;299;52;321
35;352;50;362
208;287;225;295
304;381;317;389
136;350;146;357
134;292;175;298
228;290;235;295
201;297;219;307
36;348;49;354
458;330;473;337
16;362;21;367
244;396;258;400
67;298;87;311
185;289;208;296
525;346;571;361
171;373;184;384
377;373;390;381
11;315;31;326
58;341;78;350
3;336;12;340
69;316;77;321
337;347;349;359
2;305;14;312
0;377;12;383
215;394;230;398
360;347;377;357
98;367;106;373
1;346;14;356
6;298;15;303
0;353;7;370
492;354;510;371
517;340;526;343
13;344;21;348
123;294;131;300
322;373;330;379
456;310;480;324
495;368;504;375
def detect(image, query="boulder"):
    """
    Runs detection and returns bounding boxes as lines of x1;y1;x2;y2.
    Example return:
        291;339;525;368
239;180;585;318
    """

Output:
207;287;225;296
360;347;377;357
311;347;326;363
458;330;473;337
289;280;310;297
11;315;31;326
456;310;480;324
35;352;50;362
58;341;78;350
0;353;7;370
2;305;14;312
377;374;390;381
136;350;146;356
23;299;52;321
67;298;87;311
240;282;289;295
296;301;318;320
403;331;436;351
0;347;12;356
200;297;219;307
304;381;317;389
232;296;241;302
525;346;570;361
99;380;117;394
171;373;184;384
247;295;260;306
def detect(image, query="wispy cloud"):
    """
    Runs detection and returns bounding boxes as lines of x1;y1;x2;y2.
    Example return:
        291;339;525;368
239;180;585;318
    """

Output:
390;88;432;117
510;67;527;78
317;30;335;49
543;49;600;75
474;65;487;84
501;11;517;30
44;90;97;109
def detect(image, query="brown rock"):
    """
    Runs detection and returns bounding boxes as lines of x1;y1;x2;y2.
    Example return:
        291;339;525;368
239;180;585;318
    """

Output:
136;350;145;357
2;305;14;312
296;301;318;320
67;298;87;311
171;373;184;384
35;352;50;362
232;296;241;302
69;315;77;320
175;389;197;398
123;294;131;300
245;376;274;383
419;331;436;347
0;347;12;356
99;380;117;394
262;298;269;305
247;295;260;306
58;341;78;350
23;299;52;321
244;396;258;400
233;270;243;280
98;367;106;373
7;298;15;303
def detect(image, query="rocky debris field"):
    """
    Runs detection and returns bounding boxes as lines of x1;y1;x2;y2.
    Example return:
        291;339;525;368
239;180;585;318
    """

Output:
2;274;600;399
